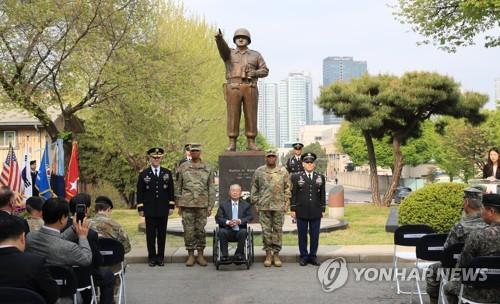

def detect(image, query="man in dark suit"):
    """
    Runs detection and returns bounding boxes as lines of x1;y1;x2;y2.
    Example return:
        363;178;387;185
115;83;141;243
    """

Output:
175;144;191;181
286;142;305;174
30;160;39;196
290;152;326;266
215;184;253;262
0;213;59;303
137;147;175;266
0;186;30;234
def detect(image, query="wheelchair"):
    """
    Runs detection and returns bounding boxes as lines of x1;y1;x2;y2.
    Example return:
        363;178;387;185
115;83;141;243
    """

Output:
212;226;254;270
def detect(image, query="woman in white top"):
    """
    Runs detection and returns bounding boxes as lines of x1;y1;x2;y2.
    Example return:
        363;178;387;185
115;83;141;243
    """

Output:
483;148;500;180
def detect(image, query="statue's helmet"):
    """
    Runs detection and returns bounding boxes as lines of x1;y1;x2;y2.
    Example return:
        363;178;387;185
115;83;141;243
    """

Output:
233;28;251;44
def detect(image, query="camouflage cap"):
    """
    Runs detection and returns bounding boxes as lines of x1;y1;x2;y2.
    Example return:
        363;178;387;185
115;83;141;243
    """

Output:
302;152;317;163
482;193;500;207
189;143;202;151
265;149;277;157
464;187;483;200
147;147;164;157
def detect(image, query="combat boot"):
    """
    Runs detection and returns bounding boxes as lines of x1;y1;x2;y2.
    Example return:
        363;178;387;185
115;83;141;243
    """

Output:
197;249;207;266
246;137;260;151
226;138;237;151
264;251;272;267
185;250;195;267
273;253;282;267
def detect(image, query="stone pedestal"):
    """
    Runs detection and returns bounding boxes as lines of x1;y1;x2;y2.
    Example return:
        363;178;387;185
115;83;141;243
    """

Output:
218;151;265;223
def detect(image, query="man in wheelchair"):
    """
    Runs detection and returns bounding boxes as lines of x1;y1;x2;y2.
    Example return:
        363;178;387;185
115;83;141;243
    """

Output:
215;184;253;263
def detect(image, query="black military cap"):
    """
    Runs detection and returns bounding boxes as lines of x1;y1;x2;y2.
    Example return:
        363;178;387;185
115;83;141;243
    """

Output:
302;152;317;163
184;144;191;151
189;143;202;151
26;196;45;211
292;143;304;150
95;196;113;209
482;193;500;207
464;187;483;200
147;147;164;157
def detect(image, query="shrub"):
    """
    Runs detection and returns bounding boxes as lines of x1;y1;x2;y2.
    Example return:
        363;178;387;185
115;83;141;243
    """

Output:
399;183;466;233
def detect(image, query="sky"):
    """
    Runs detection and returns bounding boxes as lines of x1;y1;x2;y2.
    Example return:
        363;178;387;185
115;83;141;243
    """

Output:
181;0;500;120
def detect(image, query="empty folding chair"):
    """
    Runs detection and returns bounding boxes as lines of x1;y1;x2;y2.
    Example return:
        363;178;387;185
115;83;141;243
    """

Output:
0;287;47;304
393;224;435;295
414;233;448;304
458;256;500;304
438;243;464;304
48;265;78;303
98;237;126;304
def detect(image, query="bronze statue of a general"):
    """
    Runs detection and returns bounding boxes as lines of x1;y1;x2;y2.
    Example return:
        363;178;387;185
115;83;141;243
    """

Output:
215;28;269;151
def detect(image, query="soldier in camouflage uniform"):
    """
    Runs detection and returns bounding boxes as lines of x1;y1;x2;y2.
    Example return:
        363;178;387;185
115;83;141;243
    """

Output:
26;196;44;232
90;196;131;254
175;144;215;267
251;149;291;267
426;188;487;303
444;193;500;304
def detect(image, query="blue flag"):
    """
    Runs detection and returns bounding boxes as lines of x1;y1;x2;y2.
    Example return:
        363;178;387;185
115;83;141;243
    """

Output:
36;141;52;200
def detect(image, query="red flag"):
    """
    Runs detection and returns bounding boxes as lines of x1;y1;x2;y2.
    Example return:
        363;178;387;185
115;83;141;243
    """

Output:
0;144;25;205
65;142;79;200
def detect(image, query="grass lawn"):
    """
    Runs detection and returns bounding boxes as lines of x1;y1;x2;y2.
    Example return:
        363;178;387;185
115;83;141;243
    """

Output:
110;203;394;249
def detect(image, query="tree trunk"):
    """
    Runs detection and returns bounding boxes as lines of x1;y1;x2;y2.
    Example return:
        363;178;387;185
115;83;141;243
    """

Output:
363;132;382;206
382;137;404;207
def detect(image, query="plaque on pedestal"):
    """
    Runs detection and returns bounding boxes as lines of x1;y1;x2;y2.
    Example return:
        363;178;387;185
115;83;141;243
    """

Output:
218;151;265;222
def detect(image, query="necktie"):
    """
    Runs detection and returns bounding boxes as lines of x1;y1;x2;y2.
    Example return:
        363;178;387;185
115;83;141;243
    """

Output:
232;203;239;231
154;168;158;177
308;173;312;180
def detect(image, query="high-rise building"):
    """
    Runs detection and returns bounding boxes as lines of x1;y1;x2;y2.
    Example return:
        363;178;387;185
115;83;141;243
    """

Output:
257;81;278;146
322;56;367;124
495;78;500;109
277;72;312;147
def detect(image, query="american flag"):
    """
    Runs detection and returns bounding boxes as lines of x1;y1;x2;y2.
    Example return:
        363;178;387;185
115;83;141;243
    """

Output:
0;145;25;205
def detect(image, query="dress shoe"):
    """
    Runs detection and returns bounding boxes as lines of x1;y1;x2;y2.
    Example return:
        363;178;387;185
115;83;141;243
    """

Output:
148;259;156;267
157;258;165;267
299;258;308;266
309;258;320;266
221;256;230;262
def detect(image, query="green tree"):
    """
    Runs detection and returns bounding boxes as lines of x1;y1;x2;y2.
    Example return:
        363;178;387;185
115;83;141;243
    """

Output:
394;0;500;52
319;72;486;206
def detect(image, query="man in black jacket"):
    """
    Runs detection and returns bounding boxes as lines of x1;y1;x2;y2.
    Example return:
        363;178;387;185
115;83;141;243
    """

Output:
0;186;30;234
0;214;59;303
137;147;175;267
290;152;326;266
215;184;253;262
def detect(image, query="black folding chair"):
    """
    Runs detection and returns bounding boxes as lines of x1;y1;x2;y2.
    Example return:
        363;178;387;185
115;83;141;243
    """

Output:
0;287;47;304
48;265;78;302
73;265;97;304
98;237;126;304
413;233;448;304
392;224;436;295
438;243;465;304
458;256;500;304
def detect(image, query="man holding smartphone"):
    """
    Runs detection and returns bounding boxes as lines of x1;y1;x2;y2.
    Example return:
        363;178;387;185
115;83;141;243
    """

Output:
137;147;175;267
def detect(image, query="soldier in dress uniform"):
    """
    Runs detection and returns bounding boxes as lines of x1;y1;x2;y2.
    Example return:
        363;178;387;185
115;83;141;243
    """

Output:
286;143;304;174
290;152;326;266
136;147;175;267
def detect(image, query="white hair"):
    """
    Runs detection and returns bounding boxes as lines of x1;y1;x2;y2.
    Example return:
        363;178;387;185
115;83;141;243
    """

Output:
229;184;242;191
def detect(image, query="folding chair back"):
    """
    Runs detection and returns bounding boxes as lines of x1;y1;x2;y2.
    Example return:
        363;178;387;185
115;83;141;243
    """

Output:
394;224;435;246
98;238;125;266
0;287;47;304
48;265;78;298
461;256;500;289
416;233;448;261
441;243;464;268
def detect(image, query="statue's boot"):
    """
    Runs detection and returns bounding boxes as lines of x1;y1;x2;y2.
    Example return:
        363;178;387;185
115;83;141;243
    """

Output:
246;137;260;151
226;138;237;151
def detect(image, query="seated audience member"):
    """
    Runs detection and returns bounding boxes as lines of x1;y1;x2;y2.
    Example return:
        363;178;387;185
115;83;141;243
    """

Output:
0;214;59;304
483;147;500;180
26;197;92;266
0;186;30;233
215;184;253;262
26;196;45;231
69;193;114;304
445;193;500;303
90;196;131;254
426;187;487;303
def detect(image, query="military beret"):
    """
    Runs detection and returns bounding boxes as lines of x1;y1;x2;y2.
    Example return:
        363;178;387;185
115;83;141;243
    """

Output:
95;196;113;209
26;196;45;211
265;149;277;157
482;193;500;207
189;143;202;151
147;147;164;157
302;152;317;163
464;187;483;199
292;142;304;149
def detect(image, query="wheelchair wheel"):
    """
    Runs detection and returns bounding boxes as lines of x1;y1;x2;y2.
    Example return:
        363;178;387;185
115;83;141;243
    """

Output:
212;228;219;268
250;229;255;264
